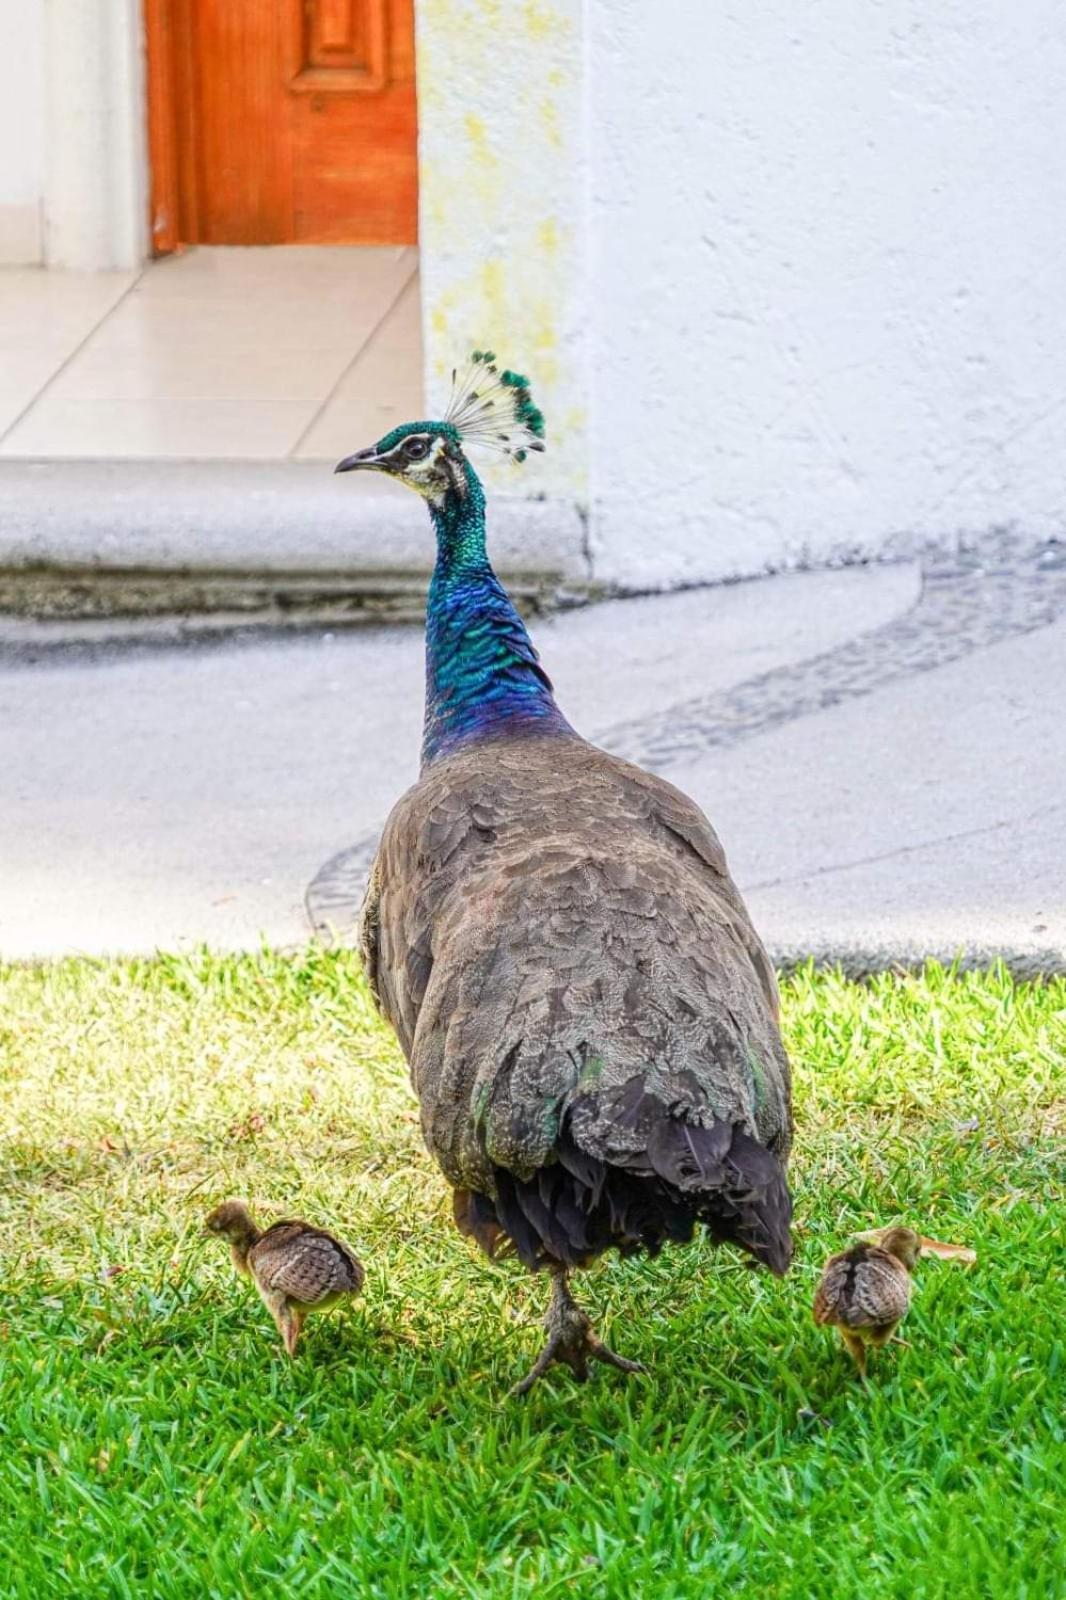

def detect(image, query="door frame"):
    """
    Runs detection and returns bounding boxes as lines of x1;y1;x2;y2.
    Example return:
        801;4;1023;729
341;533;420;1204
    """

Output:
40;0;148;270
143;0;194;254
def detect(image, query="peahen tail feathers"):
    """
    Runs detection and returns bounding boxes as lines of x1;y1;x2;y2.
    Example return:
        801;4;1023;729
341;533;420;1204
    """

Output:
455;1097;792;1277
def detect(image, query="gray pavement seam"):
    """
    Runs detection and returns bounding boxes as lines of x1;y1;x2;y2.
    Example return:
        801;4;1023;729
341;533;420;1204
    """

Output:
741;801;1065;894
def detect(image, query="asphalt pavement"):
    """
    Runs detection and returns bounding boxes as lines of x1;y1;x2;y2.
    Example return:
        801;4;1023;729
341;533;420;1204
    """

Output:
1;532;1062;972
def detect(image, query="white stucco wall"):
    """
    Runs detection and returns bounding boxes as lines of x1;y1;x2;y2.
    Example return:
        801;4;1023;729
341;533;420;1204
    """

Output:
0;0;46;263
586;0;1066;588
418;0;1066;589
415;0;589;510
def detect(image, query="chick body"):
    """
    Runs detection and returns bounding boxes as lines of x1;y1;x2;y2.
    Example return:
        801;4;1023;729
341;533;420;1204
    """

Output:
206;1200;364;1356
813;1226;918;1377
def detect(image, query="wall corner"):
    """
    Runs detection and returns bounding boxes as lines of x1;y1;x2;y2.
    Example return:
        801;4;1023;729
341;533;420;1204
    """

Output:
414;0;591;549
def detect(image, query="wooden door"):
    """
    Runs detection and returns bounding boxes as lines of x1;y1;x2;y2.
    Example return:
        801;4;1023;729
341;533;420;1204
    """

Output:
146;0;418;250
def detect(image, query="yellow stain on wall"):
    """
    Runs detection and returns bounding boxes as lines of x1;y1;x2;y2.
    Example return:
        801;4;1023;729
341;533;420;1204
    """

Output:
537;218;560;258
427;264;559;387
523;0;562;43
420;0;447;17
463;113;497;170
538;99;563;151
479;260;505;324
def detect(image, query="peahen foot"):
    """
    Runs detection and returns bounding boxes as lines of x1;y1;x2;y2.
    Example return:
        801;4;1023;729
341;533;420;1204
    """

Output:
509;1271;646;1398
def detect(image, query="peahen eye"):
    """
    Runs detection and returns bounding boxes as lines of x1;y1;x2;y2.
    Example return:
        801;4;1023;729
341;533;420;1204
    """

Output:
404;437;430;460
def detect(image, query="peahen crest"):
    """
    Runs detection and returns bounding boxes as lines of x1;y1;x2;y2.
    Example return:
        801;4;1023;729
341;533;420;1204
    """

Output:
444;351;547;463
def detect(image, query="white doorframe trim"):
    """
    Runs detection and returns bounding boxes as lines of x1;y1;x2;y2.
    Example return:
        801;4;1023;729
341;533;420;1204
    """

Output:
43;0;149;271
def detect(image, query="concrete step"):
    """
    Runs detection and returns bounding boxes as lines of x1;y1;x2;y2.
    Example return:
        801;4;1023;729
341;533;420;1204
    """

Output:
0;458;590;626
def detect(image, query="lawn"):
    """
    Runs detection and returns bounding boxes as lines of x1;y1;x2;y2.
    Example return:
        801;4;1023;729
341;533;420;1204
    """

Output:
1;952;1063;1599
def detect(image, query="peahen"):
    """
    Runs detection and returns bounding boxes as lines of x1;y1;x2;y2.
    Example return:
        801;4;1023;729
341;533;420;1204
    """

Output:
335;352;793;1394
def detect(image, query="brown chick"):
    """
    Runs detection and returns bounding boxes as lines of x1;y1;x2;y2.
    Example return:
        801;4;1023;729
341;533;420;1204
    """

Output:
813;1225;921;1378
205;1200;365;1356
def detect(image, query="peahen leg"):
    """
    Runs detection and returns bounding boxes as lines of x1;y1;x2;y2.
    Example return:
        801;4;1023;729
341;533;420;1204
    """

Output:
509;1268;646;1398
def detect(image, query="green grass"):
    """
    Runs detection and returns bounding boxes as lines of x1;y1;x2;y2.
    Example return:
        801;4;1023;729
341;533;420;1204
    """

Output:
1;952;1063;1600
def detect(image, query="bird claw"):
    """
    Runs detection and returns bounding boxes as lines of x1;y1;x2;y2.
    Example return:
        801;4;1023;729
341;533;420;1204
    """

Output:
588;1337;647;1380
508;1274;646;1397
509;1333;645;1398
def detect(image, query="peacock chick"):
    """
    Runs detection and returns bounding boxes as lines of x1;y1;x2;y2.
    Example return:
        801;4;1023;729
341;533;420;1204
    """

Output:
813;1225;976;1377
204;1200;364;1356
813;1226;919;1377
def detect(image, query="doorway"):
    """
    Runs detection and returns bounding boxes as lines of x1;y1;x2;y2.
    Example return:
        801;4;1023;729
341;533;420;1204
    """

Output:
145;0;418;251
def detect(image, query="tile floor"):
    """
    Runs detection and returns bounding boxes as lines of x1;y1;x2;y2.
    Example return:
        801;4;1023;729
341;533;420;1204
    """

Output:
0;247;421;460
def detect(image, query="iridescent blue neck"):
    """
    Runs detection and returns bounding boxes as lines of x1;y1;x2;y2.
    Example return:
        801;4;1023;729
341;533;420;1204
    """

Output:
421;461;572;768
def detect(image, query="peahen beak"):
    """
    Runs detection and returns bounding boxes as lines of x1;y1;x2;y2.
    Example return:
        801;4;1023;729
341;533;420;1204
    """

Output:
334;446;382;474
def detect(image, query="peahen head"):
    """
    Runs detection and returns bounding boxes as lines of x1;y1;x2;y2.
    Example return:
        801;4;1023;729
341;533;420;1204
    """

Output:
334;351;545;511
335;418;468;504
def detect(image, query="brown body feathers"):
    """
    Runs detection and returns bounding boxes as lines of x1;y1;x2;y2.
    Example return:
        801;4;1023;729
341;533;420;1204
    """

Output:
361;735;794;1279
